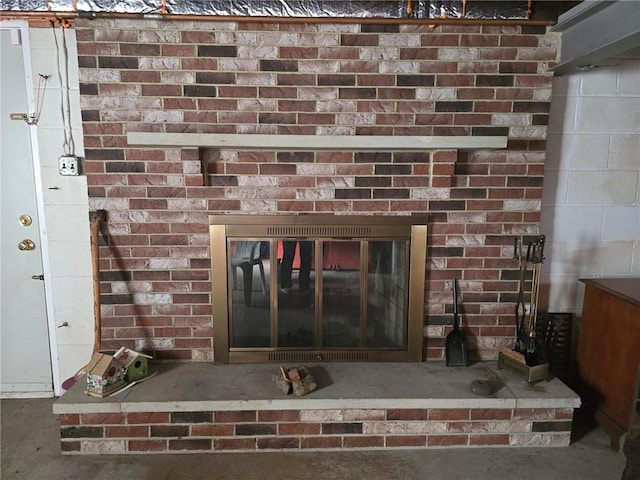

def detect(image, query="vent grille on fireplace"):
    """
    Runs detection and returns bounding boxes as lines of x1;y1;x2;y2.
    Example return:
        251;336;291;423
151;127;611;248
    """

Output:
267;226;372;237
269;351;370;362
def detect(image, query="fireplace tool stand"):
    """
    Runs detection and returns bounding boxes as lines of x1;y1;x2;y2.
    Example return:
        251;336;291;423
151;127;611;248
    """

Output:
498;235;549;384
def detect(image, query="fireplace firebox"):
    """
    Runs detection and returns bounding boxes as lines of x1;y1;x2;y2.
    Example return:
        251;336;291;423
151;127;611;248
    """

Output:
210;215;427;363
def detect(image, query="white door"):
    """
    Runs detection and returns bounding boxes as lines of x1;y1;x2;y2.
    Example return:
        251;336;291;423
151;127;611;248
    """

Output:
1;27;53;397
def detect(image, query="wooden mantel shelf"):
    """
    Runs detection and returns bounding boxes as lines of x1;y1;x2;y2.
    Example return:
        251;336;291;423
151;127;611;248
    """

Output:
127;132;508;151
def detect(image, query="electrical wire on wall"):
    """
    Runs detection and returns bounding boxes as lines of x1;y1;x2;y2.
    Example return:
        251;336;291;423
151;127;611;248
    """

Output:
51;19;79;175
25;73;50;126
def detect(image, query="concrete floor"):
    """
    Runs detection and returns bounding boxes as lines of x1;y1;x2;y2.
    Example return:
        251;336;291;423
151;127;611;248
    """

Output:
2;397;628;480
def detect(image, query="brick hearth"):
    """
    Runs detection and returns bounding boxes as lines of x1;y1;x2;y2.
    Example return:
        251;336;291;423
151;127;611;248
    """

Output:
54;363;579;454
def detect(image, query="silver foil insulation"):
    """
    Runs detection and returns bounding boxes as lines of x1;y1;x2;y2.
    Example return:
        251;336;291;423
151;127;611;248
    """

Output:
1;0;529;19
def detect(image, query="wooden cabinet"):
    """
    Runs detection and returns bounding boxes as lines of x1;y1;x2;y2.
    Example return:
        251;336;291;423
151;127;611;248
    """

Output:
577;278;640;451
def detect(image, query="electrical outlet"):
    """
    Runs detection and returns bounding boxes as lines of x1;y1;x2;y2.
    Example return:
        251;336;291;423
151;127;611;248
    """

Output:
59;155;79;176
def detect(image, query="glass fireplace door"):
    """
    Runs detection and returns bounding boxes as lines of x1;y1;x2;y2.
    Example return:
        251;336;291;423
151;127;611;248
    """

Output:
228;238;410;356
212;214;427;363
366;241;407;348
277;240;316;348
228;239;272;349
320;241;361;348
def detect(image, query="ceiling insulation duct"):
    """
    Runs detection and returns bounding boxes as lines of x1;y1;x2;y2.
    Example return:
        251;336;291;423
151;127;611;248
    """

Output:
550;0;640;75
431;0;530;19
0;0;532;20
166;0;430;18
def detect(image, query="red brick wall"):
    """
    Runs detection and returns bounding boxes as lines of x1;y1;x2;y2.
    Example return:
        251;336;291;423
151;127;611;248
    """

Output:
75;18;557;361
58;406;573;453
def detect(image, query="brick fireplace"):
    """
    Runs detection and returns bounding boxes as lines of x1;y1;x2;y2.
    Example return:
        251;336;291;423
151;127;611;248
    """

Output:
78;18;557;363
52;18;580;454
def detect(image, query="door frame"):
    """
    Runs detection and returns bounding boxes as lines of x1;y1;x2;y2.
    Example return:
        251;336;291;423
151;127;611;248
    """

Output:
1;20;60;396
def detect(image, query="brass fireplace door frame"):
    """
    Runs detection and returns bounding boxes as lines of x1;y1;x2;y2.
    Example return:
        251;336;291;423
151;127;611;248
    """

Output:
210;215;427;363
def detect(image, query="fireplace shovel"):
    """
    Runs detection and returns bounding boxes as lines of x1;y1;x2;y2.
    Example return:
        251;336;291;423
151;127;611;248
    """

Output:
446;279;468;367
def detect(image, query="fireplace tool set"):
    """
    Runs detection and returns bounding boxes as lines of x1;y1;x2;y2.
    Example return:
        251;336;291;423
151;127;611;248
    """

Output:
498;235;549;383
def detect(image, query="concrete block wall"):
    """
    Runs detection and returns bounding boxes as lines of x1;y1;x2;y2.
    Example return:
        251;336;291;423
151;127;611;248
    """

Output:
541;59;640;315
74;18;559;362
28;28;94;388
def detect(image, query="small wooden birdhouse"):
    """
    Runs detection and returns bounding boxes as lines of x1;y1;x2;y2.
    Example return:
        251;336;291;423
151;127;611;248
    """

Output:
84;353;127;398
114;347;152;382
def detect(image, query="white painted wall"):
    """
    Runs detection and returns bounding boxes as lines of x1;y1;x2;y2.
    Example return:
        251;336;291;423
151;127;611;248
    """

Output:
28;27;94;394
541;59;640;316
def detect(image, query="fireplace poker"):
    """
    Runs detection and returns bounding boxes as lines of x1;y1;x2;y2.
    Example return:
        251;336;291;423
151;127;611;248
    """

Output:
513;237;529;353
90;210;107;355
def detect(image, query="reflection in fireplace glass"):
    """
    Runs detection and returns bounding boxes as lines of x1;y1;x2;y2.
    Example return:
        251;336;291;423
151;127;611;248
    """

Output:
228;240;270;348
278;240;315;348
322;241;360;347
228;238;409;353
367;241;406;348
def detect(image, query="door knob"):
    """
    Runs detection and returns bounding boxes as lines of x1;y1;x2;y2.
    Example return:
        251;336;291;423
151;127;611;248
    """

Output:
18;239;36;251
32;274;45;280
19;215;33;226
